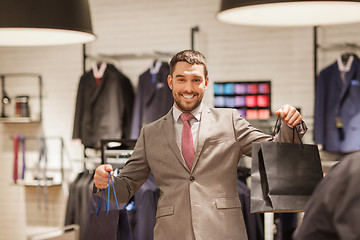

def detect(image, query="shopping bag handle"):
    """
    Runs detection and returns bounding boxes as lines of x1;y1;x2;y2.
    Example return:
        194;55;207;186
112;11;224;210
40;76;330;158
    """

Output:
273;115;303;148
96;186;108;215
96;172;119;215
108;171;119;209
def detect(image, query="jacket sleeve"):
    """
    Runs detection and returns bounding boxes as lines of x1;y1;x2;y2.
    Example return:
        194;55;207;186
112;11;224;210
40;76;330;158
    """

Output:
130;76;144;139
233;109;307;156
123;77;135;139
105;127;151;204
72;75;86;139
314;70;327;145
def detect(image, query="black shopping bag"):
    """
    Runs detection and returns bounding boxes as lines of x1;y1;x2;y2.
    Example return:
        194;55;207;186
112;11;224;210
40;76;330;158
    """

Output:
86;172;133;240
250;117;323;213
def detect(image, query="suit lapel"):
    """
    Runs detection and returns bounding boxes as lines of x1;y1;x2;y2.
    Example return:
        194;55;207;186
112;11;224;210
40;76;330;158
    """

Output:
192;105;212;171
338;57;358;107
144;70;157;107
331;62;343;91
90;67;108;105
162;108;189;171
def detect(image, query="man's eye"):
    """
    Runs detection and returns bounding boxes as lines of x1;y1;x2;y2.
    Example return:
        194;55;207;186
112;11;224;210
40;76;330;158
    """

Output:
194;79;201;82
178;78;185;82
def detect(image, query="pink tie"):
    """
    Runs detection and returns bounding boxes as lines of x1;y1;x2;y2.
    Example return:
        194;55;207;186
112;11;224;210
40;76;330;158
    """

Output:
180;113;195;170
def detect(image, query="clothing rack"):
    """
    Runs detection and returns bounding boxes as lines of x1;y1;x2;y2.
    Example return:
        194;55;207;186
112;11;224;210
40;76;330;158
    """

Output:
82;46;174;74
316;42;360;51
100;139;136;169
87;51;174;61
191;25;199;50
81;25;200;74
80;155;101;171
79;147;101;171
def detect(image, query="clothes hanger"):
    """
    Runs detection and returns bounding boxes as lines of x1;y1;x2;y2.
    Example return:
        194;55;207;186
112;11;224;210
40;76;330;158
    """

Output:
92;61;107;79
341;52;353;65
150;59;162;75
340;43;360;65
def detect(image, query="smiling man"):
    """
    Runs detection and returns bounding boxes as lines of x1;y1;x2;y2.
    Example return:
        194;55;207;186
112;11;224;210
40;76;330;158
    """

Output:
94;49;307;240
168;58;208;113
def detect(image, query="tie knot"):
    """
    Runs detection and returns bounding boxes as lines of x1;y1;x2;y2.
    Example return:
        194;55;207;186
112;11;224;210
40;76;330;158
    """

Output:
180;113;193;122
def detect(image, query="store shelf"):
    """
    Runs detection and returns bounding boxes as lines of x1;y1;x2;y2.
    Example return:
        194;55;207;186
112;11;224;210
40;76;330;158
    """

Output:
0;117;41;123
10;179;62;187
1;73;43;123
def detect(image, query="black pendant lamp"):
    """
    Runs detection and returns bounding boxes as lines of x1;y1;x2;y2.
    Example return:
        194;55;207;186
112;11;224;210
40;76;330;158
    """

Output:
0;0;96;46
217;0;360;27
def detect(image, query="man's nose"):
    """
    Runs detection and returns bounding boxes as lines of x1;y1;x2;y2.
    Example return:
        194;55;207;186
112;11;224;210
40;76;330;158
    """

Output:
183;81;194;92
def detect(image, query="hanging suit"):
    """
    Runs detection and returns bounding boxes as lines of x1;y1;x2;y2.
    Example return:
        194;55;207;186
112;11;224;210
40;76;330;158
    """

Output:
134;173;160;240
101;106;306;240
73;64;134;148
314;56;360;153
237;180;264;240
130;62;173;139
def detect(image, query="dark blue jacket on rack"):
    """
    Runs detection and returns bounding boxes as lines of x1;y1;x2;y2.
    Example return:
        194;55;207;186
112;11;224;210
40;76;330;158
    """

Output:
130;62;173;139
314;56;360;153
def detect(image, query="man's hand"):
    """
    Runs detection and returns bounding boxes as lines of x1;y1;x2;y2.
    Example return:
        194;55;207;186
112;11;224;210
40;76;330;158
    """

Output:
94;164;113;189
275;104;302;127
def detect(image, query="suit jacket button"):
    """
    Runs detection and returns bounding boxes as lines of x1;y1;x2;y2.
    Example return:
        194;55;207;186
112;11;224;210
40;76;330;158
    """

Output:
189;176;195;182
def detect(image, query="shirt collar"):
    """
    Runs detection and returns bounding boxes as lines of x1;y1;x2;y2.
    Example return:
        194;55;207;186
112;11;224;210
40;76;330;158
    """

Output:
337;54;354;72
173;103;202;122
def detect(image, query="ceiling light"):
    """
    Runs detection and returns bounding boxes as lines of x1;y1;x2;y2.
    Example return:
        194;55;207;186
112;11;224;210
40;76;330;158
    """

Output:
0;0;96;46
217;0;360;27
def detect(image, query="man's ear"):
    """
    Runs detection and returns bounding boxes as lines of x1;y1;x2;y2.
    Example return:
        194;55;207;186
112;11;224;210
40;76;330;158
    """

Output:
204;76;209;89
167;75;173;90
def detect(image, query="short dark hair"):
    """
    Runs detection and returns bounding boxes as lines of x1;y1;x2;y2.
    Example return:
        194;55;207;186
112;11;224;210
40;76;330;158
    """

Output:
169;50;208;78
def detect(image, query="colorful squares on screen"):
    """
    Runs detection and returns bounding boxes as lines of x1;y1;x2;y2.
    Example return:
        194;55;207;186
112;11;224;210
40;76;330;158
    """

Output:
214;83;224;95
246;109;258;119
246;83;258;94
214;96;225;107
215;81;271;120
258;109;270;119
258;83;270;94
245;96;257;107
235;96;246;107
257;95;270;107
225;97;235;108
234;83;247;94
223;83;235;95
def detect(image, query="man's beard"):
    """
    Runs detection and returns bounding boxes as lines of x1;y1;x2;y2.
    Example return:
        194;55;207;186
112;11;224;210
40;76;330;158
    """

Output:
173;94;201;113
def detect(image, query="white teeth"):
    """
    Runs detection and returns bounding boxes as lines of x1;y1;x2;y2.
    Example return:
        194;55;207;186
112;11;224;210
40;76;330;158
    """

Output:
183;95;194;99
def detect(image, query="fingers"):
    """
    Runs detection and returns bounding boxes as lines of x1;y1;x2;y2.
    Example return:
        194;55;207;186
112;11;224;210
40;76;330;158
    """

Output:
276;104;302;127
275;105;287;119
94;164;113;189
287;111;302;126
104;164;113;173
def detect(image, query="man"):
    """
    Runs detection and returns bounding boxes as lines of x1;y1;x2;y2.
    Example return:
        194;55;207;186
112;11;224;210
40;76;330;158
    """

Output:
94;50;306;240
293;151;360;240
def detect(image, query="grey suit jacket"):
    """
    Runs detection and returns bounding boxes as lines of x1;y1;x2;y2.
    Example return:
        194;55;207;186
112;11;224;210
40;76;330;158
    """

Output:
111;106;305;240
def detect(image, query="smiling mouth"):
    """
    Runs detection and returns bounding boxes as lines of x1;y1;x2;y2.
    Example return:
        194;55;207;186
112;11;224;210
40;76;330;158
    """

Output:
181;93;196;99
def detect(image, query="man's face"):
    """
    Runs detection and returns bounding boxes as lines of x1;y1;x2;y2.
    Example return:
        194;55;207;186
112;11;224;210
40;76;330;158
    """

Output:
168;61;209;113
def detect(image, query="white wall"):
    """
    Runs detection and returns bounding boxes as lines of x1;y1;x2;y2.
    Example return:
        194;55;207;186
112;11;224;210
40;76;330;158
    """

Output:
1;0;360;239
